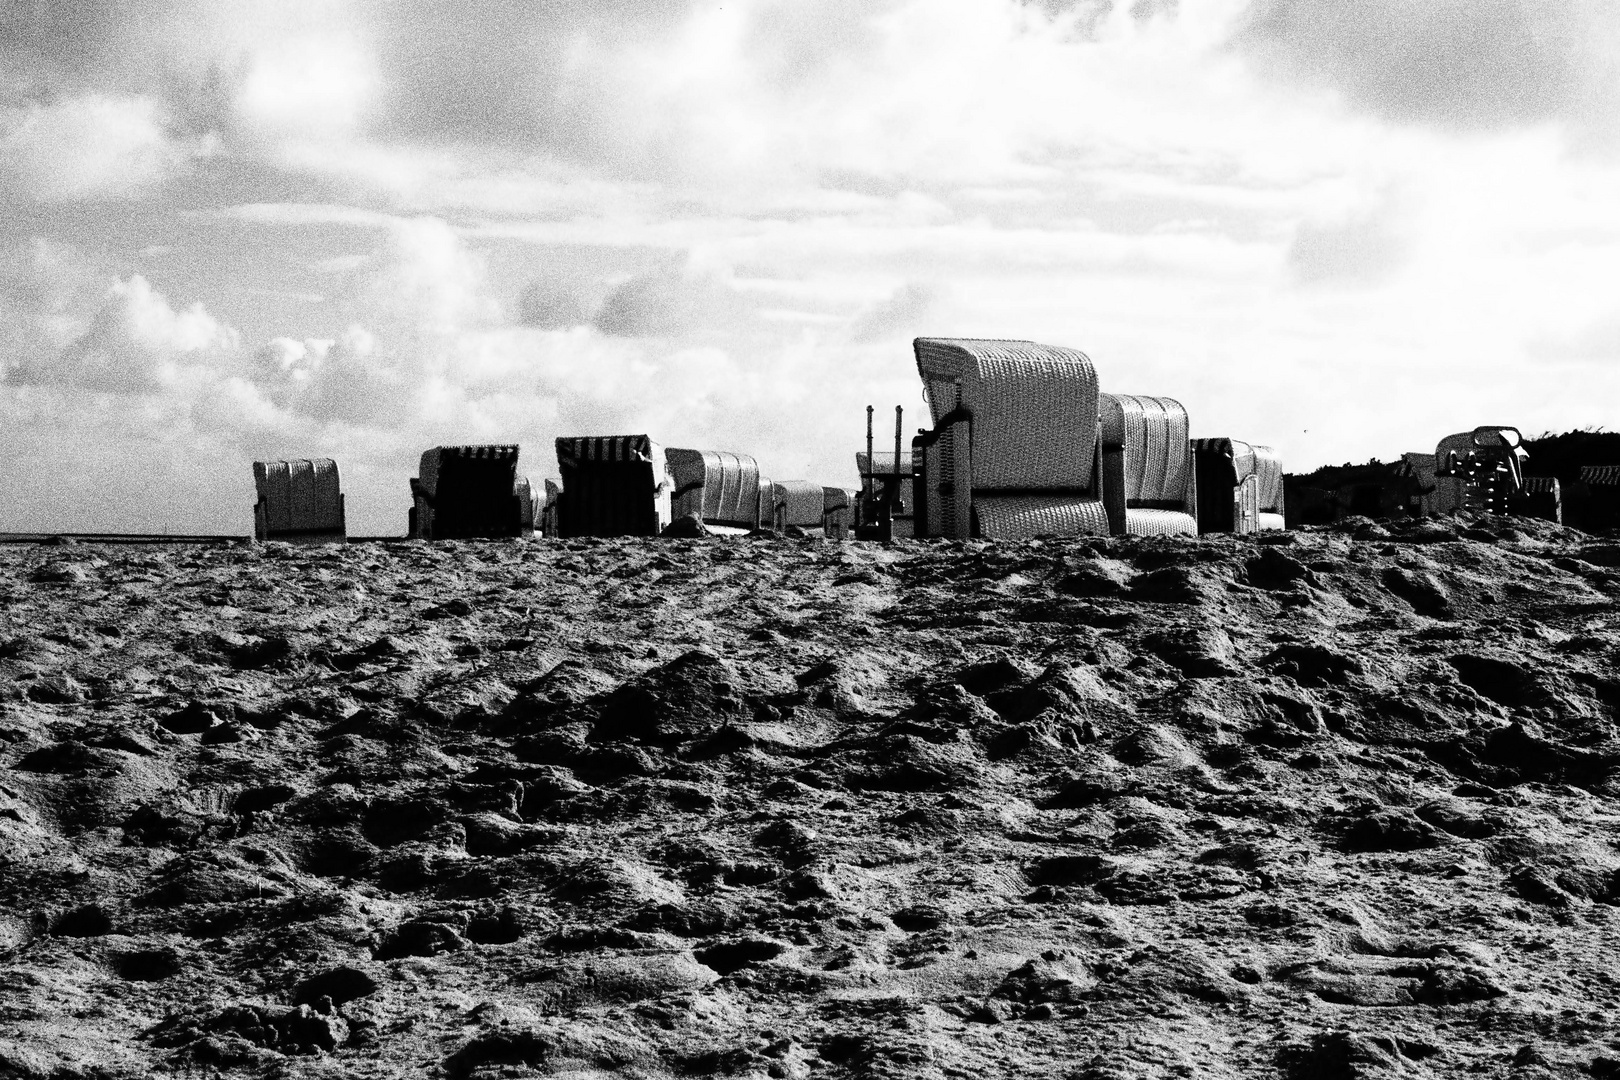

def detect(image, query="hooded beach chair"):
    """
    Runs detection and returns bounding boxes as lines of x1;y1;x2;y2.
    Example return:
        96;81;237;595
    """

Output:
1511;476;1562;524
253;459;345;542
1192;438;1260;534
1098;394;1198;537
911;337;1108;539
856;450;915;539
1399;452;1460;518
822;487;858;540
1254;446;1285;530
1435;427;1528;515
665;449;764;534
515;476;536;535
409;445;523;539
540;479;562;537
553;435;672;538
771;481;826;535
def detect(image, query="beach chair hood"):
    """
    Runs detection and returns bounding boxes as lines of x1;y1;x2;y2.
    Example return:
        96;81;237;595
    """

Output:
252;458;344;540
772;481;825;530
554;434;672;537
665;448;764;530
1099;394;1198;537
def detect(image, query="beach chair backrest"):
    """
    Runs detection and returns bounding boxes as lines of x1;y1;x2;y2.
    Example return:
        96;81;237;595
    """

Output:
666;449;763;530
1252;444;1284;527
1435;426;1527;513
540;478;562;537
554;435;671;537
253;458;344;540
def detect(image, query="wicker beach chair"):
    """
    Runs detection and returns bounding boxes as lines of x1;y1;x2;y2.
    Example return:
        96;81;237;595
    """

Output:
409;445;524;540
1511;476;1562;524
1435;427;1527;515
1191;438;1259;534
514;476;536;535
822;487;858;540
1098;394;1198;537
553;435;672;538
856;450;915;539
1253;445;1285;530
665;449;764;534
253;459;345;542
911;337;1108;539
771;481;826;535
540;479;562;538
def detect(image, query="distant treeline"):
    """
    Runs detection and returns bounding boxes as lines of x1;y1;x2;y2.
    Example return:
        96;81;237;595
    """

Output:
1283;429;1620;533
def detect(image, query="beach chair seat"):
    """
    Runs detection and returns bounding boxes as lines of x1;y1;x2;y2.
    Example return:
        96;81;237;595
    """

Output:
665;449;764;534
554;435;672;538
410;445;523;539
253;459;345;542
1099;394;1198;537
911;337;1108;539
772;481;826;535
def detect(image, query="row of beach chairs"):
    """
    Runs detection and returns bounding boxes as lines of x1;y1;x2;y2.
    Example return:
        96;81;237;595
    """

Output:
249;336;1292;543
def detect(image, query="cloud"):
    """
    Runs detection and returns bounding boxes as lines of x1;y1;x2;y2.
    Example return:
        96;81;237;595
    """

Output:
0;94;199;201
518;281;590;330
1236;0;1620;135
849;282;941;342
591;265;751;338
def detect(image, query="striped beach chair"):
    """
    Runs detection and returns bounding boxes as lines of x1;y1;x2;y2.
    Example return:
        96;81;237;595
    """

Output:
253;459;345;542
409;445;524;539
1435;427;1527;515
1098;394;1198;537
911;337;1108;539
1512;476;1562;524
540;479;562;537
553;435;672;538
822;487;858;539
665;449;764;534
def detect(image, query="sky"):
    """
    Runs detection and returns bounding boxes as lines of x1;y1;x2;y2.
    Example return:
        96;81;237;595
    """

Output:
3;0;1620;535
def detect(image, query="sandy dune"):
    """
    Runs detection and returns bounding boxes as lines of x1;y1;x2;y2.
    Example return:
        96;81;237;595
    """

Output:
4;517;1620;1078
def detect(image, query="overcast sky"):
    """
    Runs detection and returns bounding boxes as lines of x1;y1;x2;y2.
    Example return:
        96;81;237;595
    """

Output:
3;0;1618;534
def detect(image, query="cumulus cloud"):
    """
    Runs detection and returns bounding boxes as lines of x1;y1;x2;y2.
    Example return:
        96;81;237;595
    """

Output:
1236;0;1620;135
591;265;751;338
849;282;941;342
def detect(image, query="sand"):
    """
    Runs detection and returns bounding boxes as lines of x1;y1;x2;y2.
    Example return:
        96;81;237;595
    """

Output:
3;515;1620;1078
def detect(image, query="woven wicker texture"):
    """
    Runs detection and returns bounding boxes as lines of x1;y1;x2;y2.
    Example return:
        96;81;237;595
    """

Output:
666;448;763;529
772;481;825;529
1252;445;1283;514
553;435;669;538
1124;507;1199;537
913;338;1099;488
252;459;343;538
1100;395;1190;504
974;496;1110;539
1582;465;1620;487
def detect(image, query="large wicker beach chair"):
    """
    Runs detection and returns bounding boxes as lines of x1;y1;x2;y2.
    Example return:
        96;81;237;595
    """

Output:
553;435;672;538
1192;438;1259;534
1098;394;1198;537
665;449;764;534
540;479;562;538
409;445;523;540
253;459;345;542
822;487;858;540
856;450;915;538
1435;426;1528;514
1253;445;1285;531
771;481;826;535
911;337;1108;539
